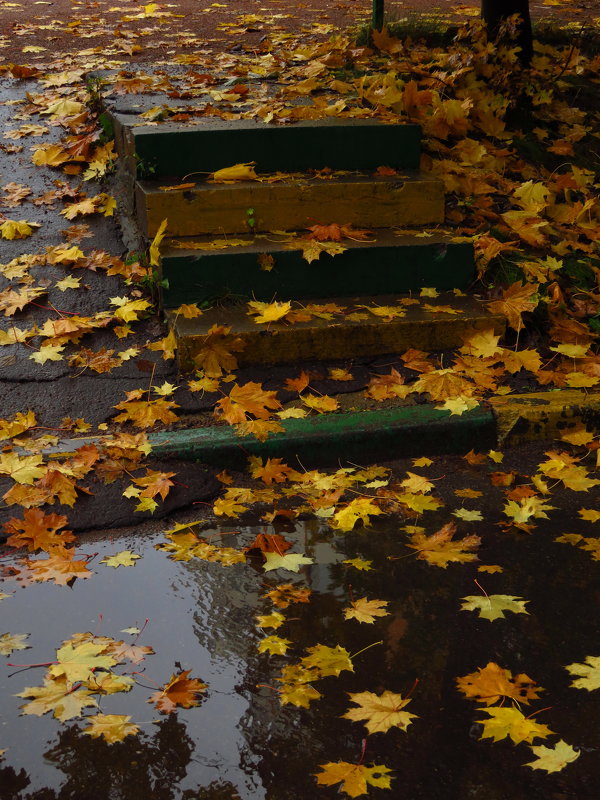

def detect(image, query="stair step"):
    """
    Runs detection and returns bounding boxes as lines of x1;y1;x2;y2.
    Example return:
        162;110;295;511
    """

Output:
148;405;496;470
111;113;422;179
160;231;475;307
168;294;505;371
137;172;444;238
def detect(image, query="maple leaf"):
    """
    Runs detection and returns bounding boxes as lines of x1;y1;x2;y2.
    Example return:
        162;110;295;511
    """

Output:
209;162;257;182
0;632;30;656
503;496;555;526
113;391;179;429
215;382;281;425
343;558;373;571
149;670;208;713
365;368;410;401
0;452;46;485
110;642;154;665
315;761;393;797
243;532;293;556
257;635;292;655
525;740;580;774
302;644;353;677
565;655;600;691
27;550;93;586
477;706;553;744
17;676;97;722
486;282;539;331
0;286;46;316
60;198;98;220
406;522;480;568
262;583;311;608
343;690;417;734
292;239;347;263
457;662;542;705
248;456;292;485
247;300;292;324
414;369;474;401
83;713;139;744
331;498;383;531
100;551;141;568
461;594;529;621
192;324;245;376
0;410;37;440
256;611;286;629
263;552;314;572
174;303;203;319
49;641;116;685
133;468;175;501
302;393;339;414
110;297;152;323
343;597;389;624
4;509;74;553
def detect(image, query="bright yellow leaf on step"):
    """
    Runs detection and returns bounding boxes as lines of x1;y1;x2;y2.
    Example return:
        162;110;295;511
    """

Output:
247;300;292;324
302;394;339;414
436;397;479;416
400;472;434;494
209;162;257;182
149;218;168;267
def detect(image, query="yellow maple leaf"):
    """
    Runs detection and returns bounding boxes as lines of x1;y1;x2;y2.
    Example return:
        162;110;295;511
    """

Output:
486;282;539;331
343;597;389;624
247;300;292;324
257;635;292;655
525;740;580;774
302;393;339;414
315;762;393;798
477;706;553;744
331;498;383;531
149;218;168;267
457;662;542;705
414;369;474;401
192;324;245;377
83;713;139;744
406;521;480;568
342;690;417;734
209;162;257;182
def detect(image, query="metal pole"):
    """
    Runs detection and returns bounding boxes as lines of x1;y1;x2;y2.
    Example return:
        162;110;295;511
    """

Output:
372;0;384;30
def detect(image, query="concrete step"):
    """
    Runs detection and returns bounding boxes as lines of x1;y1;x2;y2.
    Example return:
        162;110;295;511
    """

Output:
111;113;422;179
136;172;445;238
160;231;475;307
168;293;505;371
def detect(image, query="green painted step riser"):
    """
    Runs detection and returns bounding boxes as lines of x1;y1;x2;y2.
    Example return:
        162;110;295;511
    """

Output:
161;243;475;307
137;176;445;237
148;408;496;470
120;121;422;178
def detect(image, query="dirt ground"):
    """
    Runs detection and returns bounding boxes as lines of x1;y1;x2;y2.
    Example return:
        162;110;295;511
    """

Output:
0;0;597;66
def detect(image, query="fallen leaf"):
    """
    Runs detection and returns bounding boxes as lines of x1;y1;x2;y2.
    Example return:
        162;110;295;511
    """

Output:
343;690;417;734
461;594;529;621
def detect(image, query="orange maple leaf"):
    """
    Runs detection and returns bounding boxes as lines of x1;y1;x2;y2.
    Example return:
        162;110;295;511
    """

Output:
4;509;74;553
149;670;207;714
27;549;92;585
192;324;245;377
486;281;539;331
215;382;281;425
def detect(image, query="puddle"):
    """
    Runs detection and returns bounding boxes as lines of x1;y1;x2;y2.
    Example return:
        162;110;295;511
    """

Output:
1;512;599;800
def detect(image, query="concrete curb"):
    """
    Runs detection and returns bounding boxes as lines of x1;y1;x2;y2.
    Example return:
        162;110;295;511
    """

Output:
47;390;600;470
147;405;496;469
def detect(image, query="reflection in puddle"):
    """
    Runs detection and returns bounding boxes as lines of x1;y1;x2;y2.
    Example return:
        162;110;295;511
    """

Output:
1;515;599;799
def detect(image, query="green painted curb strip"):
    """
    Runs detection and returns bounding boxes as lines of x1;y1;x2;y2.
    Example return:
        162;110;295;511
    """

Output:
147;405;496;469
